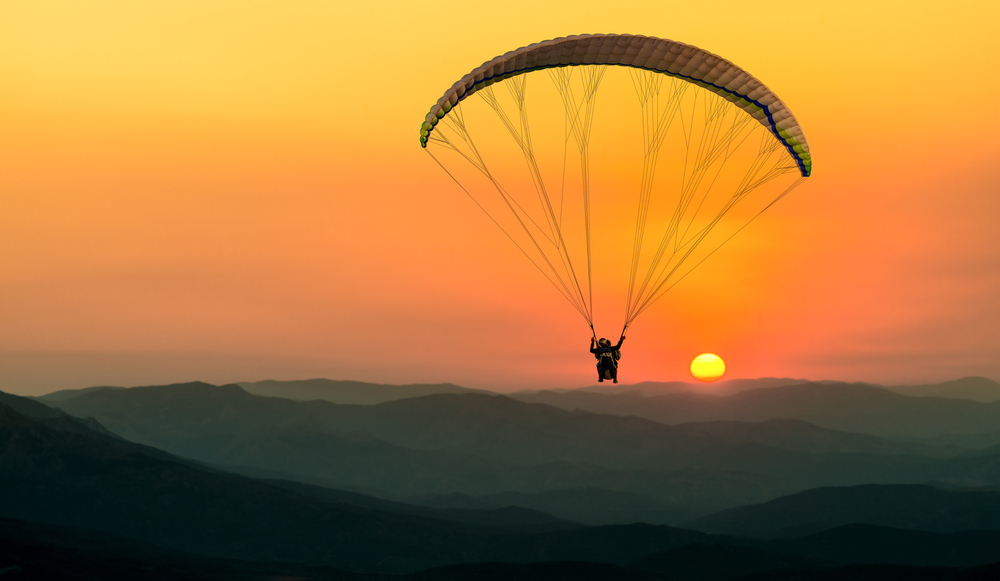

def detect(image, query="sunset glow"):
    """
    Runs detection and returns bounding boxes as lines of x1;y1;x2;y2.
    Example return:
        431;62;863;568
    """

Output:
2;1;999;394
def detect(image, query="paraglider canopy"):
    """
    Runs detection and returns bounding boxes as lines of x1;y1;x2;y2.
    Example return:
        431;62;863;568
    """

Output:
420;34;811;334
421;34;811;176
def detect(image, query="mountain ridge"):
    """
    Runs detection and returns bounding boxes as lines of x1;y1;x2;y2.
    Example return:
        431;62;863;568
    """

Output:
687;484;1000;538
510;381;1000;440
38;381;1000;517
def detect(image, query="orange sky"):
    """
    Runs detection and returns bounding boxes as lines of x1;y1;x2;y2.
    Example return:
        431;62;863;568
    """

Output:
2;1;999;394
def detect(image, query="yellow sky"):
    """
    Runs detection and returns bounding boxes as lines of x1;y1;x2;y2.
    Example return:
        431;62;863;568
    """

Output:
2;1;999;393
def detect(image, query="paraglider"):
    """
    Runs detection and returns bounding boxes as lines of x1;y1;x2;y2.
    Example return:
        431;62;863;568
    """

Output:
591;336;625;383
419;34;811;380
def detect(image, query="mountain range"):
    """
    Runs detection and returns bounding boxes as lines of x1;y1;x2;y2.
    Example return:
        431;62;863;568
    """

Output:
222;376;1000;404
35;381;1000;517
6;395;1000;579
5;376;1000;578
687;484;1000;538
584;376;1000;402
237;378;488;404
509;381;1000;441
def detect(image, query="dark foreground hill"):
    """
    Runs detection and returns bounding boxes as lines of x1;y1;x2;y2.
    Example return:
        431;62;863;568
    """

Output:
735;563;1000;581
0;517;377;581
0;516;668;580
688;484;1000;538
763;524;1000;568
7;517;1000;581
630;543;825;580
632;525;1000;579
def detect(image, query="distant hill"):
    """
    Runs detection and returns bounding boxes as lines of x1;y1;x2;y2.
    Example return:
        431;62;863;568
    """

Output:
574;378;812;397
884;377;1000;403
407;488;692;526
235;378;489;405
45;376;998;409
687;484;1000;538
667;419;946;457
262;478;579;534
0;389;124;440
570;377;1000;404
510;382;1000;441
36;384;127;402
2;389;80;419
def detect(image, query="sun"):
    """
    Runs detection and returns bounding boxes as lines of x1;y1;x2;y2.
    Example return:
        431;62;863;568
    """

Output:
690;353;726;382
